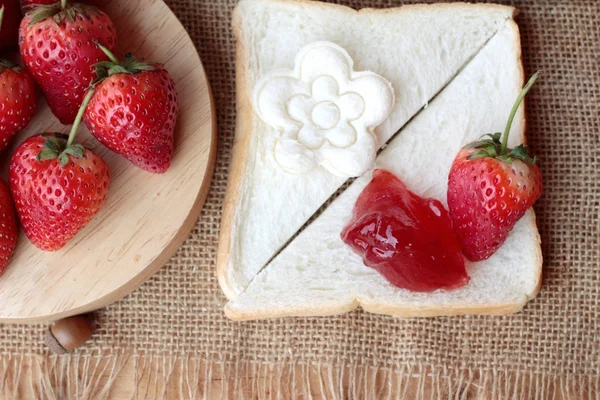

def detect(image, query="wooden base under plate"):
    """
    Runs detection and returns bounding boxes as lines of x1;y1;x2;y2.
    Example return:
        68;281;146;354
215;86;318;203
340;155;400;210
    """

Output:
0;0;216;323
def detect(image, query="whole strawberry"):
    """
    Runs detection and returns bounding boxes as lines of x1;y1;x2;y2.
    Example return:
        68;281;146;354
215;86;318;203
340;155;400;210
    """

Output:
0;179;18;274
83;44;178;173
0;1;21;51
19;0;116;124
9;100;110;250
447;72;542;262
0;60;37;152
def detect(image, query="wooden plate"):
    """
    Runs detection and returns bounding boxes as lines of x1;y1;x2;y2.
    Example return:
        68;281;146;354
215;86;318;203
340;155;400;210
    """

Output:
0;0;216;323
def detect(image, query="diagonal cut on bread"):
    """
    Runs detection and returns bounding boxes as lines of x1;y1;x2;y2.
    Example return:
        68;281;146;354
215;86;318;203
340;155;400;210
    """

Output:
224;18;543;320
219;0;520;300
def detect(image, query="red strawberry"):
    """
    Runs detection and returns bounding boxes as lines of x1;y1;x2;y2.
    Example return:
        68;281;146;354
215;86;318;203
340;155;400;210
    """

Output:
0;178;18;274
447;72;543;262
83;45;178;173
19;0;116;124
0;60;37;152
9;104;110;250
0;1;21;51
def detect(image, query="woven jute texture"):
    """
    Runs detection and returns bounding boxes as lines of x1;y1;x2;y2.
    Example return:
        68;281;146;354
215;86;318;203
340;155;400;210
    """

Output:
0;0;598;398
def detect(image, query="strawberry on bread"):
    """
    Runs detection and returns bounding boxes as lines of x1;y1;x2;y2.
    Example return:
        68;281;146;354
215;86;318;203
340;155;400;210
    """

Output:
9;91;110;251
0;179;17;274
447;72;542;262
19;0;117;124
83;43;179;173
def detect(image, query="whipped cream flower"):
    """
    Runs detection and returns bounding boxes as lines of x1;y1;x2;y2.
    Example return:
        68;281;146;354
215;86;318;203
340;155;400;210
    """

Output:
253;41;395;177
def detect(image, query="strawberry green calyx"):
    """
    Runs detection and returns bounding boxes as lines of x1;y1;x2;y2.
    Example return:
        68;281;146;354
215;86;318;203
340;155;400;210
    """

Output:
37;133;85;167
466;71;540;164
0;59;17;69
27;1;100;25
37;88;95;167
93;41;156;85
0;59;19;74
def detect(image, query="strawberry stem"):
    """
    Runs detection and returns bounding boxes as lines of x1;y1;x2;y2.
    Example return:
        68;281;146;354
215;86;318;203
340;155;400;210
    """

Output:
67;88;95;147
61;0;67;9
0;6;4;29
501;71;540;154
96;41;119;64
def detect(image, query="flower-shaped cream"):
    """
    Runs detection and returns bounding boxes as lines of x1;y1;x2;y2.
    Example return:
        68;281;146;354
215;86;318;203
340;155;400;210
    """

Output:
253;42;395;177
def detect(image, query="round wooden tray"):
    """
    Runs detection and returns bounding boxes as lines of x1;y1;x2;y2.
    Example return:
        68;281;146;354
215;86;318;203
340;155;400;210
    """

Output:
0;0;216;323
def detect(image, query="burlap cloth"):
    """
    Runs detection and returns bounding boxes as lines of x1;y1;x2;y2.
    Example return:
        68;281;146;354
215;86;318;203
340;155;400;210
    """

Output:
0;0;598;398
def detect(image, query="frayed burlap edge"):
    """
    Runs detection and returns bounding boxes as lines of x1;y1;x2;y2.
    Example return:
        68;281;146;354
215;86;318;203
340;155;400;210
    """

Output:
1;354;598;399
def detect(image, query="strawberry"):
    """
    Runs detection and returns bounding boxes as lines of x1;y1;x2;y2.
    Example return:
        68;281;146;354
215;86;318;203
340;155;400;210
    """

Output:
0;1;21;51
83;44;178;173
9;94;110;251
0;60;37;152
0;178;18;274
447;72;543;262
19;0;116;124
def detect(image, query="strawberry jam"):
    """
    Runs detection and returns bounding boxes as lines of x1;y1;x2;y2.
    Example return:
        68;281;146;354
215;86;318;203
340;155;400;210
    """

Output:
341;169;469;292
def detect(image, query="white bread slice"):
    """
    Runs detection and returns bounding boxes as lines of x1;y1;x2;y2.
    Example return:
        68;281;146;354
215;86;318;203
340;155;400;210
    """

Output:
225;21;543;320
219;0;517;299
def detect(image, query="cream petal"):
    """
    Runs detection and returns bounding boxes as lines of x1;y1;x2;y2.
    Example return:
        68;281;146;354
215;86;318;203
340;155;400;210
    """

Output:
347;74;395;127
324;122;356;149
274;138;316;174
317;131;377;177
287;95;313;124
298;43;352;82
311;76;340;102
337;92;365;121
297;126;326;149
255;76;308;130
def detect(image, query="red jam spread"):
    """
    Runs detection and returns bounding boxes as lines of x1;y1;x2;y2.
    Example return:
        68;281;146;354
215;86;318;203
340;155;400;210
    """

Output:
341;169;469;292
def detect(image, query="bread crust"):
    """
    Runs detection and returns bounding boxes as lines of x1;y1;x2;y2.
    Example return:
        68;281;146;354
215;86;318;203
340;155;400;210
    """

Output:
242;0;515;16
218;0;527;308
508;19;544;300
225;299;533;321
216;7;253;300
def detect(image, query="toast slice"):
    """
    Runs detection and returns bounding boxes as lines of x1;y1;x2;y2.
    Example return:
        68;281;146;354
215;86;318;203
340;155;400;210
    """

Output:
225;21;543;320
219;0;516;299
